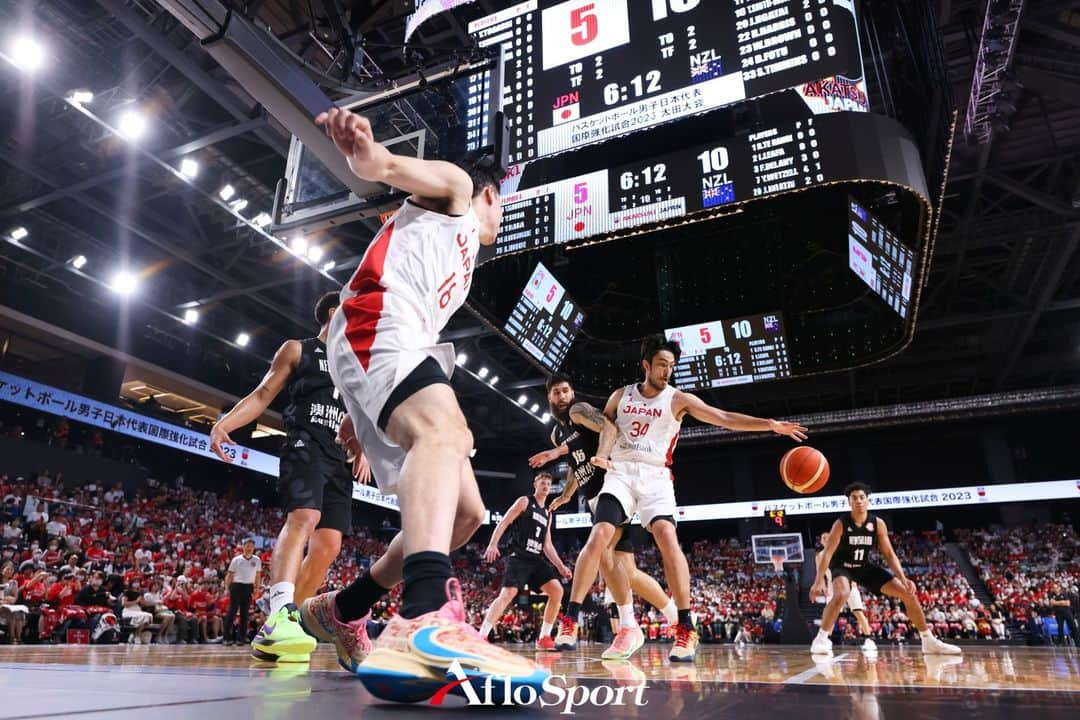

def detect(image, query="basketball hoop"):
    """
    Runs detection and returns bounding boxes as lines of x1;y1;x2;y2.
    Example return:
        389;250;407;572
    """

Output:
771;553;786;574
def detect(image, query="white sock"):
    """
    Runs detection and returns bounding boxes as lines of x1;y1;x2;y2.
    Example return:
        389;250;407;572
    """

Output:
540;621;553;637
661;599;678;625
919;629;934;640
817;630;830;642
618;604;638;629
269;582;295;614
480;621;493;638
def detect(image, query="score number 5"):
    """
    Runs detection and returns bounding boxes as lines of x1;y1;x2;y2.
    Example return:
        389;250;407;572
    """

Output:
542;0;629;71
570;3;598;46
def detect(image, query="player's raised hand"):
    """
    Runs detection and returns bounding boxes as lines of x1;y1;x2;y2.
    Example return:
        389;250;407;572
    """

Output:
209;423;235;463
528;448;559;468
769;419;808;442
483;545;500;563
315;107;390;181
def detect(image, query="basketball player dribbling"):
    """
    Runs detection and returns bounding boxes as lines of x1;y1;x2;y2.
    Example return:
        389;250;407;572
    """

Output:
815;531;877;654
810;482;962;656
556;335;808;662
297;106;548;702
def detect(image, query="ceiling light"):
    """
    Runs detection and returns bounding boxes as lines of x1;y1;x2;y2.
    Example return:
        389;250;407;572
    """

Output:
478;366;489;378
489;376;499;386
456;352;468;366
321;260;336;272
541;413;551;423
9;227;28;241
183;309;199;325
517;394;527;405
306;245;324;263
530;403;540;413
9;35;45;72
70;255;87;270
236;332;250;347
69;89;94;104
108;270;138;297
230;198;249;213
290;236;308;255
117;110;147;141
252;212;272;228
179;158;199;179
218;184;236;201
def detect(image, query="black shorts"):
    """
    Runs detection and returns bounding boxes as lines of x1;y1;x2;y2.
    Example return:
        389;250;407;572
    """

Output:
588;502;635;554
279;441;352;534
377;356;451;431
502;555;560;591
830;564;894;594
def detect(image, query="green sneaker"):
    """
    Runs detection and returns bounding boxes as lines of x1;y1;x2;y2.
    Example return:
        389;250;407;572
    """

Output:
250;605;316;659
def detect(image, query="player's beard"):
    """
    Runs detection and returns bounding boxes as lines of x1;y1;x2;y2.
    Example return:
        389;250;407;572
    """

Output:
552;401;571;423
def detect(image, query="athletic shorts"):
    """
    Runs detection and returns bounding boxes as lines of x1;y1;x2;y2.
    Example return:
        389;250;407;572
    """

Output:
278;441;353;534
599;461;677;530
830;564;894;595
326;306;454;497
587;495;634;553
502;555;560;591
822;570;865;611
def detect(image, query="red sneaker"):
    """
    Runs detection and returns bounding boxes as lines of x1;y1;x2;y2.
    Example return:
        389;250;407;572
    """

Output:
535;635;559;652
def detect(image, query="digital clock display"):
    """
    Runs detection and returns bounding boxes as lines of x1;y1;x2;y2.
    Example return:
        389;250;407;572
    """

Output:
504;262;587;370
495;113;835;256
469;0;866;163
848;198;914;319
665;312;791;390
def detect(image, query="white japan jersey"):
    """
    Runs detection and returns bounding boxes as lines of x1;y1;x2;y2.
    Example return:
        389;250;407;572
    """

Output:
611;383;682;467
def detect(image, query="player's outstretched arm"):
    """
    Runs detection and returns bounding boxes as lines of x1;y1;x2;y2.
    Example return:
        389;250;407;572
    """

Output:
589;389;624;471
810;520;843;597
210;340;300;461
316;107;472;214
875;519;914;593
675;391;808;441
543;522;571;578
484;497;529;562
547;476;578;512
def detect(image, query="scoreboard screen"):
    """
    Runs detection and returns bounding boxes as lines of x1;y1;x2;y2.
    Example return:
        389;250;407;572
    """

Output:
504;262;586;370
848;198;914;319
665;312;791;390
495;114;834;256
469;0;866;163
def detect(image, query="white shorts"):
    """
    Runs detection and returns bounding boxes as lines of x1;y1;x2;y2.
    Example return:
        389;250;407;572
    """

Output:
822;577;865;612
326;306;456;496
599;461;676;530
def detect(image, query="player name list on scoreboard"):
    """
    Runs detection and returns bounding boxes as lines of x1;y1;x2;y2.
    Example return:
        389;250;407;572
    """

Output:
666;312;792;391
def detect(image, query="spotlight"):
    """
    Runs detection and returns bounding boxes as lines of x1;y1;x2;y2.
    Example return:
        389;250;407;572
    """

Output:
530;403;540;413
108;270;138;297
517;394;527;405
456;352;468;366
70;255;87;270
236;332;250;347
9;35;45;72
230;198;249;213
307;245;324;263
68;89;94;104
218;184;236;201
321;260;336;272
179;158;199;179
9;227;28;241
478;367;490;378
252;212;272;228
183;309;199;325
290;236;308;255
489;376;499;386
117;110;147;141
541;413;551;423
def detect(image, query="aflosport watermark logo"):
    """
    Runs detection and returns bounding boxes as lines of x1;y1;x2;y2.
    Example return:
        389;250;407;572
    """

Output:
429;659;649;714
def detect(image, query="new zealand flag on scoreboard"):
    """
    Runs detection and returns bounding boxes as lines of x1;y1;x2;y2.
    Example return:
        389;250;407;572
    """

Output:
702;182;736;207
690;57;725;83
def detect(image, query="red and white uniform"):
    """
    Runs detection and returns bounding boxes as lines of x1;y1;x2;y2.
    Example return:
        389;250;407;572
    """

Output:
327;199;481;495
601;384;682;528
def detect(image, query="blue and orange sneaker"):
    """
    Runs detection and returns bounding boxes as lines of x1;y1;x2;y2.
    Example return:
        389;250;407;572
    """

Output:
356;578;550;704
299;590;373;673
250;605;316;662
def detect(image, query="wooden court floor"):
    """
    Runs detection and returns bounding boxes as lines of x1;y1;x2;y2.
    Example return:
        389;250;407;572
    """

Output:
0;642;1077;719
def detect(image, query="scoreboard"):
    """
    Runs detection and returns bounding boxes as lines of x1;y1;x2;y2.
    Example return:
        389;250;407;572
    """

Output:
848;197;914;319
504;262;586;370
469;0;866;163
665;312;791;391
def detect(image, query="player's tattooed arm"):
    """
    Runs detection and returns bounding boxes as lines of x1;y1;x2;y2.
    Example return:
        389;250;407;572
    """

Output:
568;402;606;432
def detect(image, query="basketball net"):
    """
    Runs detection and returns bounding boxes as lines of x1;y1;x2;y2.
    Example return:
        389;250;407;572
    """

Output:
771;553;786;574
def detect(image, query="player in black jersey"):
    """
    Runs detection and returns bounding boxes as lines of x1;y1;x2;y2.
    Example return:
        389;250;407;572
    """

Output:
211;292;367;663
479;472;571;651
528;374;676;658
811;482;961;656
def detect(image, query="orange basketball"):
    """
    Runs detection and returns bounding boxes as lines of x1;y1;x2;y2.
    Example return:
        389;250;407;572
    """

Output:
780;446;830;494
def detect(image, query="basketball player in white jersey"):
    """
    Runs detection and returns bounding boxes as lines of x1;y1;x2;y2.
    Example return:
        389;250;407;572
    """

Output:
298;106;548;703
815;531;876;653
557;335;807;662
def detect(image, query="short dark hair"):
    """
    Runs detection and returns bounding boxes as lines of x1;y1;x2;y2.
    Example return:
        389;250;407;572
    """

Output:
458;155;503;198
315;291;339;325
546;373;573;392
844;481;871;497
641;334;682;364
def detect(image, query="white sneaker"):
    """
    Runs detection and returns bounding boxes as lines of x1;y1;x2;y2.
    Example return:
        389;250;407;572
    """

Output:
811;634;833;655
861;638;878;654
921;634;962;655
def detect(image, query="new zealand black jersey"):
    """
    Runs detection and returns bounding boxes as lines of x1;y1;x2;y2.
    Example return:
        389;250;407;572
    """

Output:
282;338;346;461
830;513;881;570
552;420;604;501
509;496;549;558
